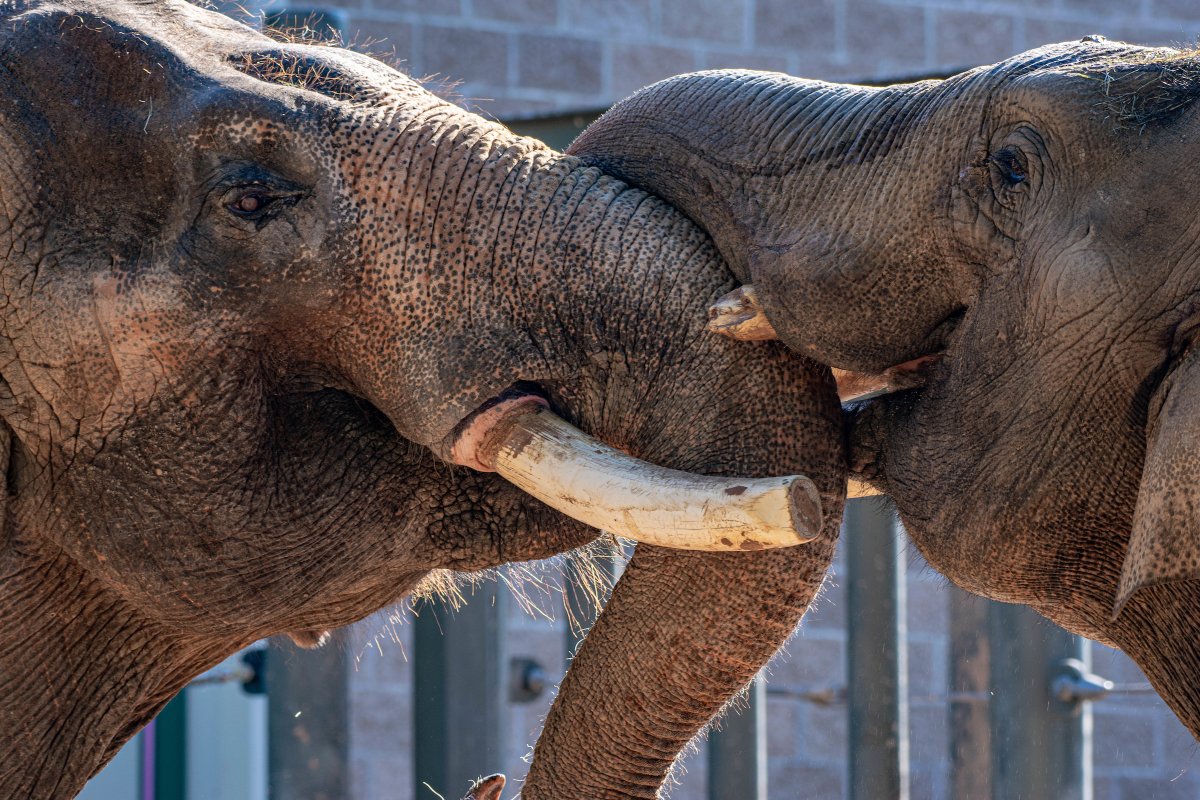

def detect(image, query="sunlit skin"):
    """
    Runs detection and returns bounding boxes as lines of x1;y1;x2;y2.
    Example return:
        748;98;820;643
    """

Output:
0;3;845;798
572;39;1200;742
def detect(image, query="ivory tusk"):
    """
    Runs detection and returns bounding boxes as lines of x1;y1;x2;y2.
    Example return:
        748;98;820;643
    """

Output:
847;478;882;499
834;355;942;403
484;406;823;550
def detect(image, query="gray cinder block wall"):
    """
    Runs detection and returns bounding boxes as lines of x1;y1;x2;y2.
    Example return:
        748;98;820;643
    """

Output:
342;536;1200;800
213;0;1200;797
228;0;1200;119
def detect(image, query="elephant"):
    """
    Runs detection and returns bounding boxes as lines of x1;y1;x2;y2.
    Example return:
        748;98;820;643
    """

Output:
0;2;851;798
569;37;1200;744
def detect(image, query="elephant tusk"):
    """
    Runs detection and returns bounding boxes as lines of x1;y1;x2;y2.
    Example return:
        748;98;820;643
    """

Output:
834;355;942;402
847;478;882;499
481;405;823;551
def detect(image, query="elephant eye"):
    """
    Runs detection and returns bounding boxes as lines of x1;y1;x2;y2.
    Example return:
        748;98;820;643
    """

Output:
227;187;281;219
234;191;268;214
990;147;1028;189
223;182;306;222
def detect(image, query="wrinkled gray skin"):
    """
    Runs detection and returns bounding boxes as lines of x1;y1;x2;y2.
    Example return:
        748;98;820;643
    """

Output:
0;2;846;798
571;39;1200;740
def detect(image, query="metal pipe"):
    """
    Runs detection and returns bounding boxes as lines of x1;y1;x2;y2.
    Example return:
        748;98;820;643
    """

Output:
414;585;505;800
987;603;1092;800
845;498;910;800
950;588;992;799
266;634;349;800
708;678;767;800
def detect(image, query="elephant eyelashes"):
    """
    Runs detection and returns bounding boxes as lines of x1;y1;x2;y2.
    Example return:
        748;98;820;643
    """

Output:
990;147;1028;189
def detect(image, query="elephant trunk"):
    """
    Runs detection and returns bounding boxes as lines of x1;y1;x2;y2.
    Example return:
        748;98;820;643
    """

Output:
325;109;831;553
568;70;976;373
323;101;846;796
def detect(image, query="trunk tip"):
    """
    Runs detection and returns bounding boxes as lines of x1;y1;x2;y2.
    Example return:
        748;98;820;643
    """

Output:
465;774;506;800
708;284;778;341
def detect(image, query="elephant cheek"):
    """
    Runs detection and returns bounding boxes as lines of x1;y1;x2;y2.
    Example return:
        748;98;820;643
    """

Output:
1117;347;1200;617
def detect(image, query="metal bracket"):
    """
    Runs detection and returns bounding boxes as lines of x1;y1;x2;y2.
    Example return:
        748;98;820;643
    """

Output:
184;648;267;695
508;657;548;703
1051;658;1113;705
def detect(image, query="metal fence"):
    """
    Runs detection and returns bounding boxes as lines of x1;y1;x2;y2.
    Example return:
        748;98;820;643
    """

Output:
257;498;1118;800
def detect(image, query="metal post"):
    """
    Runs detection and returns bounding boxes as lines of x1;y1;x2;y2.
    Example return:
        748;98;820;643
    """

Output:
414;583;505;800
267;633;349;800
152;693;188;800
845;497;909;800
949;589;992;799
988;603;1092;800
708;677;767;800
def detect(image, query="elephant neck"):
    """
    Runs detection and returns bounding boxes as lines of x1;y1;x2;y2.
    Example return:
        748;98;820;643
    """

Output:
0;537;216;798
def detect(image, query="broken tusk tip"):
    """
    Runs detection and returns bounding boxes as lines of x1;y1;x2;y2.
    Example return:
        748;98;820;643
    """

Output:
786;475;824;542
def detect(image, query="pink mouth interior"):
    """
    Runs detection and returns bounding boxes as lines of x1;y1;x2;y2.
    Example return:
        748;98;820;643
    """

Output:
834;354;941;402
449;394;549;471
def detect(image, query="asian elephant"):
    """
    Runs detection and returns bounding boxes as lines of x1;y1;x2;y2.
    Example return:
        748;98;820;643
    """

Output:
0;2;849;798
570;38;1200;741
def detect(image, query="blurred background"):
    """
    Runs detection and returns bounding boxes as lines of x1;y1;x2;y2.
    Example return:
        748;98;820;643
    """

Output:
81;1;1200;798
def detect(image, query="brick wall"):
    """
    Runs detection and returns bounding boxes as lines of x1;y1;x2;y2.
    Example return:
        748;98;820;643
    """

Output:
203;1;1200;797
223;0;1200;119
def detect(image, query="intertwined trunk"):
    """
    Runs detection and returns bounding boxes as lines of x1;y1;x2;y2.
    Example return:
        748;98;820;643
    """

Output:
569;71;977;373
326;106;849;797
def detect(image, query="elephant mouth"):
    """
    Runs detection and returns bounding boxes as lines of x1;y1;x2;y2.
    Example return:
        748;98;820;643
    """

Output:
443;386;824;552
843;303;975;510
841;356;943;500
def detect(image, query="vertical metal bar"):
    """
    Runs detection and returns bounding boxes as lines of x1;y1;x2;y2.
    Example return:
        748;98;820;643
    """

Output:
707;677;767;800
988;603;1092;800
140;720;156;800
414;584;505;800
267;633;350;800
949;589;992;799
153;694;188;800
846;497;909;800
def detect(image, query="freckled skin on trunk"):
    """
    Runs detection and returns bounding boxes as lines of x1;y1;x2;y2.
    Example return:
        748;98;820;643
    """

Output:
0;3;845;797
570;43;1200;741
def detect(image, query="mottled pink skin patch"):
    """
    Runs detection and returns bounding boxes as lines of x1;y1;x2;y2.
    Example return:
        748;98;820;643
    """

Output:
449;394;547;471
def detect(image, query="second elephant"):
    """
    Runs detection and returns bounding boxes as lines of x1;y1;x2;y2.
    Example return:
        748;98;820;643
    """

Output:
572;37;1200;740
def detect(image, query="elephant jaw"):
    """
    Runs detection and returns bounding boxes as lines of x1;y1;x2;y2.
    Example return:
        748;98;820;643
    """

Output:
447;393;823;551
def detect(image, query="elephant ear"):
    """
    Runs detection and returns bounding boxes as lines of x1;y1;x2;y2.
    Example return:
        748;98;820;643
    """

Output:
462;774;505;800
1116;347;1200;617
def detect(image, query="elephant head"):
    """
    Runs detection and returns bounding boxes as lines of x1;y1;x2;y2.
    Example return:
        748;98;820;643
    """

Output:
0;2;847;797
570;39;1200;738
